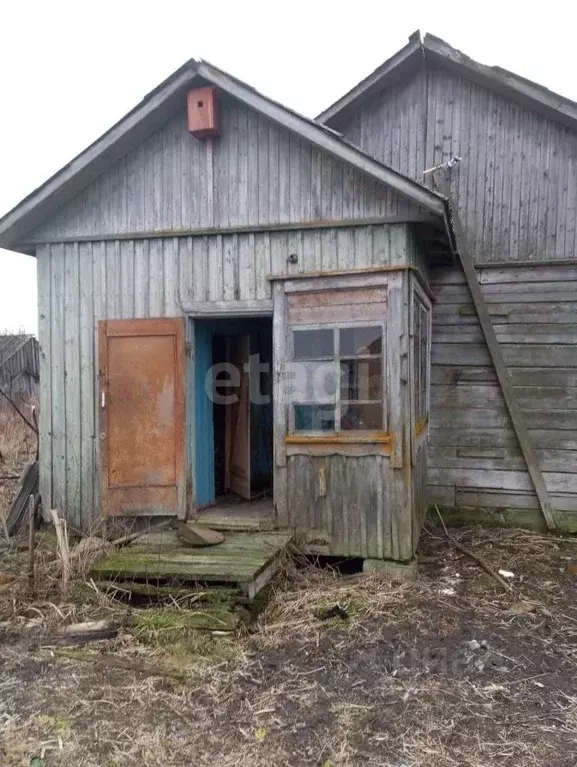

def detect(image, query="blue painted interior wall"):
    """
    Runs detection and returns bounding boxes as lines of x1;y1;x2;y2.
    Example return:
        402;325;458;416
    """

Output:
194;322;215;507
193;318;273;507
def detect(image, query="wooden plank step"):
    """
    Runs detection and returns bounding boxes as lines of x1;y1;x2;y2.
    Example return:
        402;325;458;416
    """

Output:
91;531;292;598
195;514;274;532
176;522;224;547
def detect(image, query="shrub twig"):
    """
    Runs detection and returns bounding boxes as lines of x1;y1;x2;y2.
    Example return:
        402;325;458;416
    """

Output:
435;505;513;592
0;385;38;434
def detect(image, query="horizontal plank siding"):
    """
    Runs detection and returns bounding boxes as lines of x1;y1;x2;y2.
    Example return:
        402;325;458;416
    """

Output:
429;262;577;525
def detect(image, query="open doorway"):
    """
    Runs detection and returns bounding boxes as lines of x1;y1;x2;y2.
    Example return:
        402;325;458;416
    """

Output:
193;317;273;520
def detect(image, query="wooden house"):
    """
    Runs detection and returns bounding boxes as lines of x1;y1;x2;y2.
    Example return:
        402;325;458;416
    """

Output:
318;32;577;533
0;32;574;569
0;60;449;565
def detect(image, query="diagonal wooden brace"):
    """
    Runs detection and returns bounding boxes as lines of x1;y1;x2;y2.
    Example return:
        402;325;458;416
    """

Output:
434;170;557;532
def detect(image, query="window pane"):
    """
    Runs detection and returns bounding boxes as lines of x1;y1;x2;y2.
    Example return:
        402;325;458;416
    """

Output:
293;329;333;359
289;360;337;404
340;326;382;357
340;359;382;400
294;404;335;431
340;403;382;430
413;298;429;424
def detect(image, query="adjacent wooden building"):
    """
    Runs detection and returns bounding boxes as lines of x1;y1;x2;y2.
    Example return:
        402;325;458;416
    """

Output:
319;32;577;531
1;32;575;563
0;59;450;563
0;334;39;405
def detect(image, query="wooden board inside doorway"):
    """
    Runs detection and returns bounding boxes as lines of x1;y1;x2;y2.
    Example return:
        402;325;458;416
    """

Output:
225;333;251;499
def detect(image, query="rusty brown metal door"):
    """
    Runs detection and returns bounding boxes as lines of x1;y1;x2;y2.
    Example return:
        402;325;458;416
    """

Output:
99;318;185;517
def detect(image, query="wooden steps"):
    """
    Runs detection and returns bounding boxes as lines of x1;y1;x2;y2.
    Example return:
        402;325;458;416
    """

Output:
194;514;274;532
194;497;275;533
91;530;292;599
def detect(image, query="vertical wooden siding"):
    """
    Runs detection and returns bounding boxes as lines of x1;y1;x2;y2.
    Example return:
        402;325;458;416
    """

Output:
341;68;428;182
425;68;577;263
26;95;426;244
287;454;399;559
37;223;410;529
429;263;577;527
0;337;39;401
333;62;577;527
412;441;428;541
281;268;415;561
334;65;577;263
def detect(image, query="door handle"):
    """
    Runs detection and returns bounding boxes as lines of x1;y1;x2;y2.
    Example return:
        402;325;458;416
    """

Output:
101;390;106;409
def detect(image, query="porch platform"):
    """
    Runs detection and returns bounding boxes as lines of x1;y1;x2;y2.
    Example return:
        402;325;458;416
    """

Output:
91;528;291;598
196;496;274;531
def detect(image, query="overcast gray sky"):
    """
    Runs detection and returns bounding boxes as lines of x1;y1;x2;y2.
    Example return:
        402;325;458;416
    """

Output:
1;0;576;335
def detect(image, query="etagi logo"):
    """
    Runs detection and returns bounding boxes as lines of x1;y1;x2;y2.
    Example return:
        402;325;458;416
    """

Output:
206;355;374;406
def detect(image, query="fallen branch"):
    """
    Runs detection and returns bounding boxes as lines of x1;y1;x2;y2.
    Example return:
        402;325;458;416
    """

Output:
44;620;119;646
108;519;174;548
0;385;38;434
68;519;174;564
53;648;187;680
435;506;513;593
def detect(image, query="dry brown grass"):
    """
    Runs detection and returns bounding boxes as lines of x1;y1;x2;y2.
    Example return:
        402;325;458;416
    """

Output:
254;555;411;646
0;403;37;465
2;526;577;766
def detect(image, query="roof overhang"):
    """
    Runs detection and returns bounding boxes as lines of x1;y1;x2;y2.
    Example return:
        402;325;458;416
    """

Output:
0;57;446;252
318;32;577;132
423;34;577;130
0;62;200;251
316;31;423;125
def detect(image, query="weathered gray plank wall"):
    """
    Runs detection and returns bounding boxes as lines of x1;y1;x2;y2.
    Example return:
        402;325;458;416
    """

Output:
0;337;39;402
333;60;577;527
281;266;419;562
26;95;427;244
287;454;398;559
340;69;427;184
37;223;412;528
429;263;577;528
337;65;577;263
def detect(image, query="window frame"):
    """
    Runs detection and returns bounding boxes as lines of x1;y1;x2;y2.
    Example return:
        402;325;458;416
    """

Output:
287;320;387;435
411;285;431;430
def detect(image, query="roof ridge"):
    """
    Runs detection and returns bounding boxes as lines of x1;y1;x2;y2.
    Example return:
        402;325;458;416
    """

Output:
318;32;577;131
0;56;446;250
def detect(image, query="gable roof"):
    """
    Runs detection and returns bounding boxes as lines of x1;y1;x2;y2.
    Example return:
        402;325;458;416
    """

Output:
0;59;446;252
317;32;577;131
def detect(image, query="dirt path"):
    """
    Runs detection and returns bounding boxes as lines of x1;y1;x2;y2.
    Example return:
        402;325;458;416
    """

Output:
2;526;577;766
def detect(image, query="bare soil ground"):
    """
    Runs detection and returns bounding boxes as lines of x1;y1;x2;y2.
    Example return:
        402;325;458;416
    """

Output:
1;522;577;766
